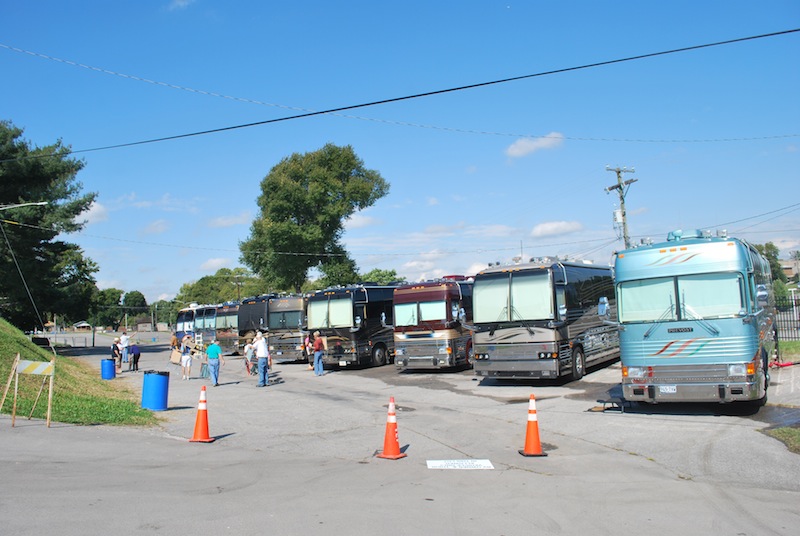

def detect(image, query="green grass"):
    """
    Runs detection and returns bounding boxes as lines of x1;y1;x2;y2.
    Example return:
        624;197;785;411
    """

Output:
0;318;158;426
765;427;800;454
779;340;800;359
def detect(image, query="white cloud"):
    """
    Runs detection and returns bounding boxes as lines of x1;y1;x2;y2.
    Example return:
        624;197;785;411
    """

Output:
169;0;195;10
345;213;379;229
200;258;231;271
464;224;518;238
467;262;490;276
143;219;169;235
208;211;251;228
531;220;583;238
427;197;439;206
505;132;565;158
79;201;108;225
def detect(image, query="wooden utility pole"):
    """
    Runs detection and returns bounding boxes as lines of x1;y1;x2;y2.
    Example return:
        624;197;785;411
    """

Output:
605;166;638;249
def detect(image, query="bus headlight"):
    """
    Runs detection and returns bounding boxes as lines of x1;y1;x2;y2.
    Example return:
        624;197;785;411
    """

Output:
728;364;747;377
623;366;648;379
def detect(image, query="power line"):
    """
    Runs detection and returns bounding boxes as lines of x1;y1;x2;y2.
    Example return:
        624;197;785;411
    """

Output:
1;28;797;163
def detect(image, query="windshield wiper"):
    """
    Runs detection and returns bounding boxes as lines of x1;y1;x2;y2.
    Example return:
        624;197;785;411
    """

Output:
510;305;534;335
643;299;675;339
682;303;720;335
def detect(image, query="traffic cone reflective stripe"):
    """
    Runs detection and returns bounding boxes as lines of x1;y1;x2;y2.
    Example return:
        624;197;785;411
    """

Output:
189;386;215;443
519;394;547;457
377;396;406;460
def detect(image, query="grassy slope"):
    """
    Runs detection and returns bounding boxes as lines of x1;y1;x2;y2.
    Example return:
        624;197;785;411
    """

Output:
0;318;157;425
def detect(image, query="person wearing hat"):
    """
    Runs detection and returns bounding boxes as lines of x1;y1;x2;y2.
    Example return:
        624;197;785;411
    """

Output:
312;330;325;376
111;337;122;373
254;331;271;387
180;334;194;380
205;338;225;387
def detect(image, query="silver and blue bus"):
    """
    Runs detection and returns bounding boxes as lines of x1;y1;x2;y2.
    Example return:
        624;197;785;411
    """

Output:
614;229;777;406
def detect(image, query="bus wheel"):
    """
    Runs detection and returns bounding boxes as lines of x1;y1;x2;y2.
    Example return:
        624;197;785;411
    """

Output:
570;348;585;380
465;344;474;368
372;345;387;367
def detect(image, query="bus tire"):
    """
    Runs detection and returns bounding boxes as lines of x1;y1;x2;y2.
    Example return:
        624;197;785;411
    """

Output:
570;348;585;380
372;345;387;367
465;343;474;368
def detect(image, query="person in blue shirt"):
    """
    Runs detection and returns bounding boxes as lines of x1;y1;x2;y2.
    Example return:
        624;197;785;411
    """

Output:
205;339;225;387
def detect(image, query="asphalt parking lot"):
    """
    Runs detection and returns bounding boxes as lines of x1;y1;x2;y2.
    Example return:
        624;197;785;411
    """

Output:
2;333;799;535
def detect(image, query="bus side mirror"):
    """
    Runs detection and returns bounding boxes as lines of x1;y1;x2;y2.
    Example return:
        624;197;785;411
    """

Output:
350;315;363;332
598;297;610;317
380;312;387;328
558;304;567;321
755;285;769;306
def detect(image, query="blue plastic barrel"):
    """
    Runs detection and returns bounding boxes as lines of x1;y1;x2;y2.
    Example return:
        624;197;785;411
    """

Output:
101;359;116;380
141;370;170;411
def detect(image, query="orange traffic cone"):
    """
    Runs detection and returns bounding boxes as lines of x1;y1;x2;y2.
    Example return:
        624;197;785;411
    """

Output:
377;396;407;459
189;386;215;443
519;394;547;457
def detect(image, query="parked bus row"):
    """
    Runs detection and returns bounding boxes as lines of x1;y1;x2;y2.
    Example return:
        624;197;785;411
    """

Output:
174;228;777;407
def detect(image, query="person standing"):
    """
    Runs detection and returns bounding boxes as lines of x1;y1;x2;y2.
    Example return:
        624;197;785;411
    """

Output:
206;339;225;386
111;337;122;373
119;331;130;366
305;333;313;371
170;332;179;351
129;342;141;372
242;338;255;375
180;334;194;380
254;332;271;387
312;330;325;376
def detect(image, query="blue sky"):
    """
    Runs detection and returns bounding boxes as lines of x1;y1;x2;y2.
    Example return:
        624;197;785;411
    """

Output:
2;1;798;303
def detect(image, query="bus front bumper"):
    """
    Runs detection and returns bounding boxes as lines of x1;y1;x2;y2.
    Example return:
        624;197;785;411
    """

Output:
622;380;763;403
473;359;559;379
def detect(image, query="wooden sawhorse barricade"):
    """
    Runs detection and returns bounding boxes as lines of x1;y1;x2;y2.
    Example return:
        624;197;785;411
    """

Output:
1;353;55;427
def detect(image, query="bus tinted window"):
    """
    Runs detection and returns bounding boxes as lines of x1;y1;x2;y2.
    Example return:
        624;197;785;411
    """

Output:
618;277;676;323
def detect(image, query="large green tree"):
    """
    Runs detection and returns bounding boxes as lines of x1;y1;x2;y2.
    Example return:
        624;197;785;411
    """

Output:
0;120;98;330
240;144;389;293
175;268;266;305
91;288;124;331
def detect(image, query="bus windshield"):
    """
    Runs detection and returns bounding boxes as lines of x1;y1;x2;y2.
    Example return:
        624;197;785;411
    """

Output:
216;311;238;330
394;300;447;327
268;311;303;330
307;296;354;329
474;271;552;323
618;272;743;323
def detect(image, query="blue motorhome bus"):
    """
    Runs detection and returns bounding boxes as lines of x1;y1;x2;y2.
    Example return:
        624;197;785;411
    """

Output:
306;284;397;368
614;229;777;406
472;259;619;380
215;301;239;355
175;304;198;341
193;304;217;346
394;277;474;370
267;295;307;363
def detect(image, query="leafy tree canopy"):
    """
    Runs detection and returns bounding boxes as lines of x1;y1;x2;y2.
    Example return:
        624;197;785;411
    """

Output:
240;144;389;293
0;120;98;330
754;242;787;283
174;267;268;306
91;288;124;331
360;268;406;286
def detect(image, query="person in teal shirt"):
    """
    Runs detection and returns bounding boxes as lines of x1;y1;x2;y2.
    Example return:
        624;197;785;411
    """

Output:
206;339;225;386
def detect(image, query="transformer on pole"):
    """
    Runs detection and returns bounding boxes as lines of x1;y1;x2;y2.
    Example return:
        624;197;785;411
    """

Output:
604;166;638;249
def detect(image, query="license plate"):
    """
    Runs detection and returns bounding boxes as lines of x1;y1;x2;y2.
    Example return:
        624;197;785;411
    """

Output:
339;360;347;367
659;385;677;394
276;351;283;355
